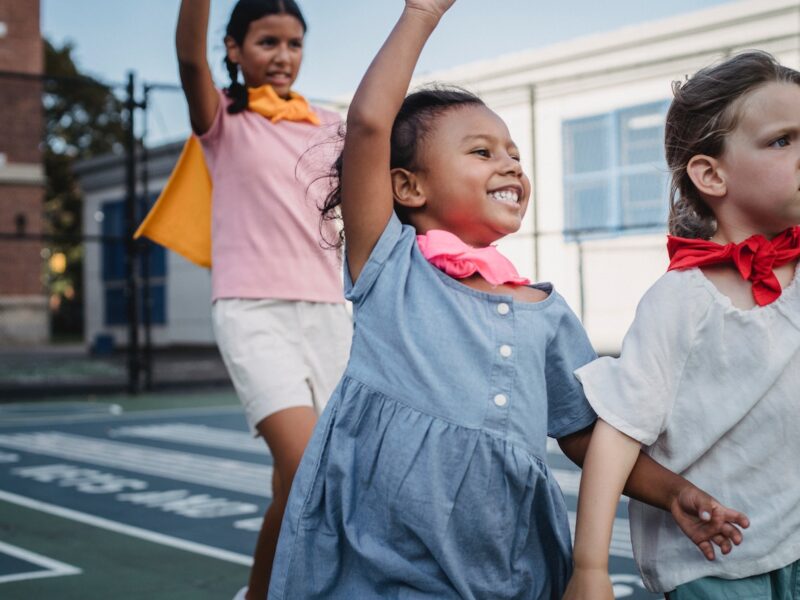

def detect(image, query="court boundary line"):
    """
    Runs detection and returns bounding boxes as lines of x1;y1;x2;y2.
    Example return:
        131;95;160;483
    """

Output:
0;540;81;584
0;405;243;428
0;490;253;567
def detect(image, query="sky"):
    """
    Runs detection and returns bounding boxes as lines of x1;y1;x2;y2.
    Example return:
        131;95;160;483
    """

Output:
42;0;738;144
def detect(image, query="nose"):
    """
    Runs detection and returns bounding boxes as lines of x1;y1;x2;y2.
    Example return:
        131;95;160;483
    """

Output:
273;43;290;64
501;155;523;177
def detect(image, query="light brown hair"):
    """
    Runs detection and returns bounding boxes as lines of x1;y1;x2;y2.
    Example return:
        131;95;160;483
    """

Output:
666;51;800;238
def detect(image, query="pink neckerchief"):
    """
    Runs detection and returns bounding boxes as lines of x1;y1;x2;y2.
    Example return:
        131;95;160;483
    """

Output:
416;229;530;286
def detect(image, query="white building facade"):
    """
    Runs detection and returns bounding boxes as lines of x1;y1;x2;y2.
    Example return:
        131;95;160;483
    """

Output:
418;0;799;353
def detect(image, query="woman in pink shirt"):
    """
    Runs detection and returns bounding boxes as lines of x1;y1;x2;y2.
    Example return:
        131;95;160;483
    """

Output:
175;2;351;598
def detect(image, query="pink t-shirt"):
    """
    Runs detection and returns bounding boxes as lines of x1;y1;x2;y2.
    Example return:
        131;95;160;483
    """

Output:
199;88;344;303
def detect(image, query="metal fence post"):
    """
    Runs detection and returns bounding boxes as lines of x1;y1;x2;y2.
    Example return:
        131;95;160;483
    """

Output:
140;84;153;391
124;71;141;394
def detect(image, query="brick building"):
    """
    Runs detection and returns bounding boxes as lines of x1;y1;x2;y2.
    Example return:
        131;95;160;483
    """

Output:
0;0;47;344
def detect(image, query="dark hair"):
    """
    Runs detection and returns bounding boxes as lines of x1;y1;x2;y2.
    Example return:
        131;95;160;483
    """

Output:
320;86;485;248
224;0;307;114
666;50;800;238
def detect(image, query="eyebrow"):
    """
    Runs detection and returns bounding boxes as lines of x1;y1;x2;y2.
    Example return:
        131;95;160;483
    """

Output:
461;133;519;148
757;124;800;139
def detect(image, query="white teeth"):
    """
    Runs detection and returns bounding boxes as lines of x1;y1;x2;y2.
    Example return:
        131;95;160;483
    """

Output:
490;190;519;204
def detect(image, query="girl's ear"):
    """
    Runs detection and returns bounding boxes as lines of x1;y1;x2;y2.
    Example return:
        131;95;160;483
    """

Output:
391;168;427;210
224;36;241;66
687;154;727;199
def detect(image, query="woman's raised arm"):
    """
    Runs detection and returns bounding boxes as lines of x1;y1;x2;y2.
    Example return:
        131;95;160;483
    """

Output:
176;0;219;134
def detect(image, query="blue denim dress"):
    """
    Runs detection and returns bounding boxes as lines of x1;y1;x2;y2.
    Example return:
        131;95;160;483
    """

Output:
269;214;597;600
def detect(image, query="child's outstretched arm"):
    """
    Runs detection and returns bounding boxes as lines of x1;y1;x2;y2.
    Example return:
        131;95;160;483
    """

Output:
559;424;749;562
176;0;218;135
561;421;750;600
562;420;641;600
341;0;455;283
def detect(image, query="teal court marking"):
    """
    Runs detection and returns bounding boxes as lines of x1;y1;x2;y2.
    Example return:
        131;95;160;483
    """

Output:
0;540;81;584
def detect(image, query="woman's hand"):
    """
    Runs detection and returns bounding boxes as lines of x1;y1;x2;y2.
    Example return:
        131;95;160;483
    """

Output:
670;484;750;560
404;0;456;20
562;567;614;600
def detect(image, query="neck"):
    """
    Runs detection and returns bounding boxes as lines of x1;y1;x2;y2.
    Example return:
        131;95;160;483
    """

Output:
711;221;793;245
413;221;501;249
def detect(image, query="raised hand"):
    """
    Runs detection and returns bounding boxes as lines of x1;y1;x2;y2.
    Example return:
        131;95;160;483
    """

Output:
670;484;750;560
404;0;456;20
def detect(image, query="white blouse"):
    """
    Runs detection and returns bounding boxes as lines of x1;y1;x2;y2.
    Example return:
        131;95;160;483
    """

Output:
575;265;800;593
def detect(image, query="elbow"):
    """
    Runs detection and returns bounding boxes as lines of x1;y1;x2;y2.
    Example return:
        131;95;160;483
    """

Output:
346;107;390;138
177;56;205;74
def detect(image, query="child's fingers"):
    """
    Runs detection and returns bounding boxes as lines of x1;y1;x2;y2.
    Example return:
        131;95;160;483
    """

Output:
719;522;743;545
709;534;733;555
719;508;750;529
697;540;715;561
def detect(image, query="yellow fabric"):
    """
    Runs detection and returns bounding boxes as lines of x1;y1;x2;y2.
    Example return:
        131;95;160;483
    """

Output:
133;86;320;268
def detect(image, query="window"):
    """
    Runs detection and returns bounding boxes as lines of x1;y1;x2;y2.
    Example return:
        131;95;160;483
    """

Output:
101;197;167;326
562;101;669;237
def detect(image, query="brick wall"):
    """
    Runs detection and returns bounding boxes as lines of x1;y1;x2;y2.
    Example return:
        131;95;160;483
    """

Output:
0;185;43;295
0;0;47;342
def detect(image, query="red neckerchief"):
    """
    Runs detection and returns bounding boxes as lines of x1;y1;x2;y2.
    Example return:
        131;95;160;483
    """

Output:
416;229;530;286
667;227;800;306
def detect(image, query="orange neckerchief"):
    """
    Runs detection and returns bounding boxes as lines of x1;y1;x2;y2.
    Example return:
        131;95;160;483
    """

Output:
667;226;800;306
133;85;320;268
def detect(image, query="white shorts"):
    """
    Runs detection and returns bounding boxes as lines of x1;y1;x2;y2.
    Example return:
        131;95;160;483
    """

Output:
212;298;352;436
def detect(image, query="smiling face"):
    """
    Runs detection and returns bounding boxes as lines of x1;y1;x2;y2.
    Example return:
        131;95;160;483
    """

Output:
225;13;304;98
715;82;800;236
407;104;531;247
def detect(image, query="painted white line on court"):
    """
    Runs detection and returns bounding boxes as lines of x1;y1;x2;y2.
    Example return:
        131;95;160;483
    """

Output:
0;540;81;584
0;432;272;496
0;405;242;428
0;490;253;566
111;423;265;454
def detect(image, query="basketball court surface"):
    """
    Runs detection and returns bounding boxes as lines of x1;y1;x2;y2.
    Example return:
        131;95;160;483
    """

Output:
0;391;659;599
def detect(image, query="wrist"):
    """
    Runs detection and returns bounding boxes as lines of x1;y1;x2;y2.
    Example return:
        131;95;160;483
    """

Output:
572;548;609;571
402;6;444;28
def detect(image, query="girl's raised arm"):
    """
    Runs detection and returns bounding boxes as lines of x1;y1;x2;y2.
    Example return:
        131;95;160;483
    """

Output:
176;0;219;135
342;0;454;282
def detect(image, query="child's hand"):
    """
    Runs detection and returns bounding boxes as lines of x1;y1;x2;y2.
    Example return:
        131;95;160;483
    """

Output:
404;0;456;20
562;567;614;600
670;484;750;560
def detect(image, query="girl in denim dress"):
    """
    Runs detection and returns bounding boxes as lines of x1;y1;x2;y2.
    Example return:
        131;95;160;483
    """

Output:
269;2;749;598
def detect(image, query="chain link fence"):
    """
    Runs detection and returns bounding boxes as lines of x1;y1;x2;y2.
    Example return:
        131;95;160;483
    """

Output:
0;69;233;398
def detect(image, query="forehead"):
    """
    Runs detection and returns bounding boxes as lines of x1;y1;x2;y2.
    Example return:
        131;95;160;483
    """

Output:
734;82;800;135
428;104;514;146
245;13;305;39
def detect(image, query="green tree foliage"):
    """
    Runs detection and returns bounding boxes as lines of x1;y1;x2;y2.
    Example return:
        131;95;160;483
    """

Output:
44;39;125;338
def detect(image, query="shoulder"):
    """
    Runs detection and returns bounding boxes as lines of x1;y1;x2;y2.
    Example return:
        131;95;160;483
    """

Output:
636;269;712;320
311;104;343;126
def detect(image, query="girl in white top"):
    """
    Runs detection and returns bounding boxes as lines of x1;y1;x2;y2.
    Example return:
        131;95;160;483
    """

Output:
563;51;800;599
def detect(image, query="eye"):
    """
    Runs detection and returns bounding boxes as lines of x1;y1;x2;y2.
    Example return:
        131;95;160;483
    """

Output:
258;37;278;47
290;39;303;49
770;135;790;148
471;148;490;158
510;154;521;162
